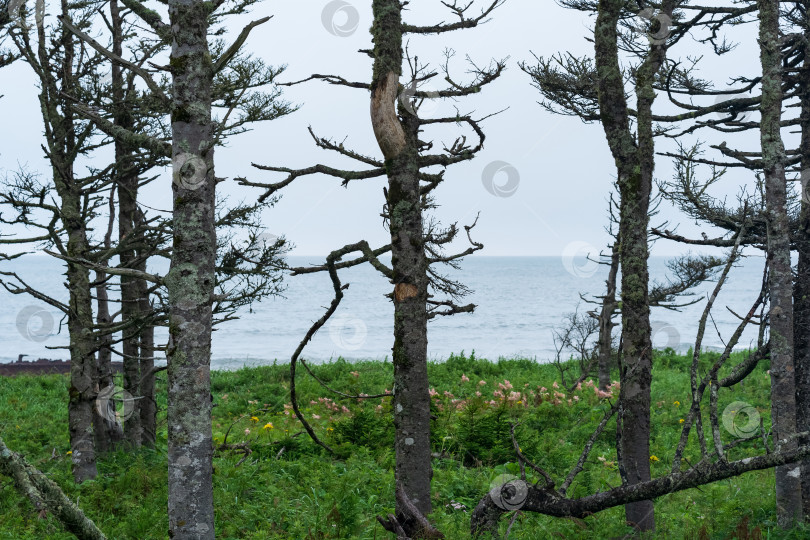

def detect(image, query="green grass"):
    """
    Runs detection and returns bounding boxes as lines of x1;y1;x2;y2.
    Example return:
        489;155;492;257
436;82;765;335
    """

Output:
0;350;807;539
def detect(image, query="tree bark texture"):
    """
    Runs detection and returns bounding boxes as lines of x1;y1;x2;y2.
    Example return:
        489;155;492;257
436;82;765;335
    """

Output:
792;0;810;520
165;0;216;537
593;0;673;530
371;0;433;522
759;0;803;526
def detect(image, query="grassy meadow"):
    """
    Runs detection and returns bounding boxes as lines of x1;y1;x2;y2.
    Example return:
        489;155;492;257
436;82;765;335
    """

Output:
0;350;807;539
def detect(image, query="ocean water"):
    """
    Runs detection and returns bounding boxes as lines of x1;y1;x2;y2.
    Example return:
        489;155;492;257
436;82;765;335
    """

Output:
0;254;766;370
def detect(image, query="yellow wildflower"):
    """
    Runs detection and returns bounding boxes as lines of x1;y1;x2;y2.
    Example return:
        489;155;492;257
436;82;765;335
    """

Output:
673;401;680;406
250;416;259;423
66;451;72;455
679;418;685;424
263;423;274;430
649;455;659;462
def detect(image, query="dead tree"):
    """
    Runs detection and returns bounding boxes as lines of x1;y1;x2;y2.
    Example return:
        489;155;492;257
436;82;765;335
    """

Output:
238;1;504;534
21;1;294;536
0;436;107;540
758;0;802;524
631;1;809;522
1;0;110;483
521;0;785;529
470;227;810;536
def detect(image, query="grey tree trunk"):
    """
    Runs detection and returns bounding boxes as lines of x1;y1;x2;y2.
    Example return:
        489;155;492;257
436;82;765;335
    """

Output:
165;0;216;536
110;0;144;449
594;0;673;530
370;0;433;520
49;0;99;484
93;265;124;453
759;0;803;526
66;231;99;484
793;0;810;519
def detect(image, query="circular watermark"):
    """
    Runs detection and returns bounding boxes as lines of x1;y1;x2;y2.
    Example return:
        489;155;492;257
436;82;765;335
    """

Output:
16;305;54;342
561;241;599;278
398;82;442;118
68;431;93;462
713;94;752;123
249;232;279;251
173;152;208;191
329;314;367;351
631;8;672;45
95;384;136;423
481;161;520;198
651;321;680;350
722;401;760;439
321;0;359;37
488;474;528;511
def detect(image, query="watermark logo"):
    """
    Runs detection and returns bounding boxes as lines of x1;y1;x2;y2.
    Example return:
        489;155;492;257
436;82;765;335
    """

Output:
561;241;599;278
329;314;367;351
651;321;680;350
481;161;520;198
722;401;760;439
713;94;752;123
96;384;136;423
249;232;279;251
398;82;442;118
321;1;359;37
16;305;54;342
173;153;207;191
489;474;528;511
631;8;671;45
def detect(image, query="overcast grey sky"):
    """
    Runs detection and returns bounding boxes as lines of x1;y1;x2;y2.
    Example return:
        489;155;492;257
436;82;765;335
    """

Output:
1;1;768;258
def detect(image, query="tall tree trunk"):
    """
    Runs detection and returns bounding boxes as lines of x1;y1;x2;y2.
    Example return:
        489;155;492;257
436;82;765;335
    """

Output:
110;0;143;449
794;0;810;519
759;0;803;526
615;161;654;532
370;0;433;522
65;235;98;484
93;266;124;453
49;0;98;484
594;0;673;530
598;237;620;391
94;185;124;452
165;0;216;536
